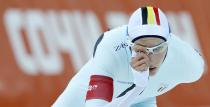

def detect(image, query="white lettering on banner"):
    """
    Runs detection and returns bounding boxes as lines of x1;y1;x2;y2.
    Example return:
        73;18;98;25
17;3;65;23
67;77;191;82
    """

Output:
47;10;101;71
47;11;83;71
25;10;63;75
4;9;102;75
4;10;38;75
106;12;129;28
72;11;102;63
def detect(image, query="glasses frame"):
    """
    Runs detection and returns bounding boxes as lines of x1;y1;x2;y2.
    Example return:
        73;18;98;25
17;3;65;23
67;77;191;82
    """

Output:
127;40;168;55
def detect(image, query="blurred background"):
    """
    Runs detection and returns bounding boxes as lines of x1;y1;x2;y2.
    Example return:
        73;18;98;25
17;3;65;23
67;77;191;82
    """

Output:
0;0;210;107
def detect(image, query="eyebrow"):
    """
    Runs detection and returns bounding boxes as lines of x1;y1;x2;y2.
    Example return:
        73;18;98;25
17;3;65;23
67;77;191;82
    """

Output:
135;43;148;47
135;42;164;47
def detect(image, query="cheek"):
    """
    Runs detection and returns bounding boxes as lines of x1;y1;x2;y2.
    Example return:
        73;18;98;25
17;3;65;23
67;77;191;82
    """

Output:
149;53;166;66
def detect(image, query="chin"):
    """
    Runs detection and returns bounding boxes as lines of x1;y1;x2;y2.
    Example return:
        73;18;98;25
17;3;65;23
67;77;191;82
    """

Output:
149;68;158;76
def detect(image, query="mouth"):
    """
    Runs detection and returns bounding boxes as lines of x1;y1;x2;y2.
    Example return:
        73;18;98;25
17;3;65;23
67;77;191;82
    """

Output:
149;67;157;71
149;67;158;76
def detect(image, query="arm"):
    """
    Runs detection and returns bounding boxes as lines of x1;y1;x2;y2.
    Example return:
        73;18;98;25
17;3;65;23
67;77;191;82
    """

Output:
85;69;149;107
85;34;149;107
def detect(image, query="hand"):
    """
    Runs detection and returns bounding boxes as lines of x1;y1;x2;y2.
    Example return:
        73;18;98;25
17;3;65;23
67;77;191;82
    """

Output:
130;51;150;87
130;51;150;72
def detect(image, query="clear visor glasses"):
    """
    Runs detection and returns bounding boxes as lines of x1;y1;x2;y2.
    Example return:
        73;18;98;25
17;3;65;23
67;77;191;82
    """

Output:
128;40;168;55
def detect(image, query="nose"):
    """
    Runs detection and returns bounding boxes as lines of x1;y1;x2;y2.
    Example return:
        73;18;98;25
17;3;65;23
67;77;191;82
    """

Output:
132;45;147;53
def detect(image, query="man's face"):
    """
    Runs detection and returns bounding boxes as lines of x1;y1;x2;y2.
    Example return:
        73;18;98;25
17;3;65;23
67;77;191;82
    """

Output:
132;37;168;76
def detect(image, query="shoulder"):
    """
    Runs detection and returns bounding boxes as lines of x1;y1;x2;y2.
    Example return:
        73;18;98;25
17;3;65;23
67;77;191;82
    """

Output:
102;25;128;47
168;34;199;56
104;25;128;39
93;25;128;57
168;33;205;83
92;25;129;76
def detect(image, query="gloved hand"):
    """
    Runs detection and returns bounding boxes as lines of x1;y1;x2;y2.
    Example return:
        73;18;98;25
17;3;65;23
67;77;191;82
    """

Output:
130;51;150;87
131;67;149;88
